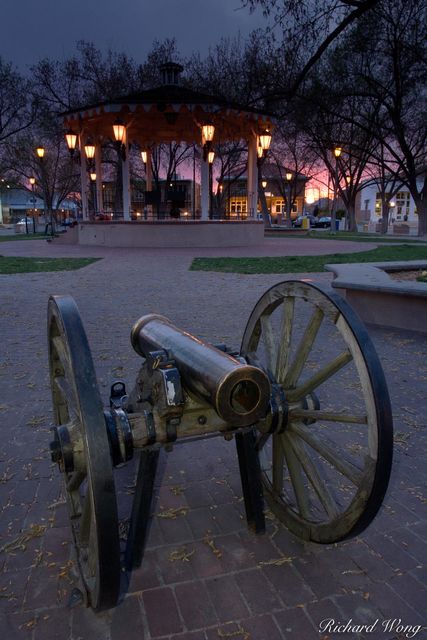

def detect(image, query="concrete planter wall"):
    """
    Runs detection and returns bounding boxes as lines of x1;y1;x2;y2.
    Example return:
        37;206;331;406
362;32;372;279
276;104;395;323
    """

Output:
76;220;264;248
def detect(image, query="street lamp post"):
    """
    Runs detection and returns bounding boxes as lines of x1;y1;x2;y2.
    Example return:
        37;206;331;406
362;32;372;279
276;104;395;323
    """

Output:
141;150;149;220
330;147;342;235
260;179;269;223
35;145;54;236
0;178;4;225
90;172;97;216
29;177;36;233
84;142;97;219
24;204;29;235
257;130;272;163
208;150;215;219
285;171;292;227
257;131;272;223
65;129;78;156
113;119;126;160
202;122;215;161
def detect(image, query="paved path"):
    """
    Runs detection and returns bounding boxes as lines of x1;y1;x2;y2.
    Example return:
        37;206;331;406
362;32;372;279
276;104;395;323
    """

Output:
0;236;373;258
0;239;426;640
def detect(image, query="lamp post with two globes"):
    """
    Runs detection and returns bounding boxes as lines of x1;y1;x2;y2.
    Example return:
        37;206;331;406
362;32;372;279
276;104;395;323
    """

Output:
35;145;55;236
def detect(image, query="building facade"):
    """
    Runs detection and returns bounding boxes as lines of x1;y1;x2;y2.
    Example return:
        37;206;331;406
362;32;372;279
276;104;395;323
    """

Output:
356;177;424;233
0;183;77;225
221;167;308;222
98;178;201;220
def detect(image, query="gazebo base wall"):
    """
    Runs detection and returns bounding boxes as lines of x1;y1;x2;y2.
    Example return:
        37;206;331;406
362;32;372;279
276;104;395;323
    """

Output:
77;221;264;248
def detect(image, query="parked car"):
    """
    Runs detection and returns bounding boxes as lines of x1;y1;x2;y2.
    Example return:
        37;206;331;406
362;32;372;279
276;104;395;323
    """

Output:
292;215;317;228
61;217;76;227
15;217;34;231
313;216;331;228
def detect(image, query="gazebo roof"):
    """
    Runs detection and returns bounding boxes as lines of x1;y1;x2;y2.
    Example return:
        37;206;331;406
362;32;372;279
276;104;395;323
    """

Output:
62;81;275;146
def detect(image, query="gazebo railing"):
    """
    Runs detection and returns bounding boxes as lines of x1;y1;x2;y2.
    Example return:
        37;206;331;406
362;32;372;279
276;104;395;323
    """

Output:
86;210;258;222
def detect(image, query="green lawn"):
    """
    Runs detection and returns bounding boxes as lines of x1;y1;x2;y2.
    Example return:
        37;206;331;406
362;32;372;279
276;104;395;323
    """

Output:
0;233;50;242
190;244;427;274
0;256;100;274
265;230;427;244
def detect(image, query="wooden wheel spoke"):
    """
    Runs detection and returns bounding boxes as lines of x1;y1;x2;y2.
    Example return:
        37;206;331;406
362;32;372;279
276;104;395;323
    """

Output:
284;307;324;388
282;433;311;519
289;422;364;486
288;409;367;425
260;315;277;375
246;351;265;373
255;432;270;451
272;434;284;494
66;470;86;492
275;297;294;383
286;350;353;402
54;375;77;415
287;434;340;520
52;336;73;377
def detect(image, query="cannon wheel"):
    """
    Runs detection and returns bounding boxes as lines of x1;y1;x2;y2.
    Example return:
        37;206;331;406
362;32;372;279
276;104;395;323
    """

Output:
241;281;393;544
48;295;120;610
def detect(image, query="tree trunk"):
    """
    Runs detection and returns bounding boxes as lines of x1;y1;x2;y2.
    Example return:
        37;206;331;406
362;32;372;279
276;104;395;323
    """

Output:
416;198;427;237
380;204;390;234
347;203;357;232
258;188;272;228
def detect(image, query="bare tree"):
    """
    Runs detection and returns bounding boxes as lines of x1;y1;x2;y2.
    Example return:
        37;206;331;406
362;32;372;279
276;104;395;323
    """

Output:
187;32;276;108
212;141;248;218
148;143;193;217
0;57;37;146
352;0;427;235
32;41;148;113
5;110;79;231
364;143;404;233
241;0;383;101
291;71;380;231
306;0;427;235
268;122;319;221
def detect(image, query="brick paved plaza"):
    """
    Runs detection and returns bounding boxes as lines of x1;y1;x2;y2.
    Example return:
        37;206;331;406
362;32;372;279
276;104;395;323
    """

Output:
0;237;426;640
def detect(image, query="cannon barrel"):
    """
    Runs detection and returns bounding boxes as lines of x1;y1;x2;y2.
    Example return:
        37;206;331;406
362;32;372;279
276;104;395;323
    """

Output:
131;314;270;427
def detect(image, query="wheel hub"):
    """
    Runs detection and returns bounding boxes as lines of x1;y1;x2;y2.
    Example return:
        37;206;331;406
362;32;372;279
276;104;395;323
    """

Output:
50;425;74;472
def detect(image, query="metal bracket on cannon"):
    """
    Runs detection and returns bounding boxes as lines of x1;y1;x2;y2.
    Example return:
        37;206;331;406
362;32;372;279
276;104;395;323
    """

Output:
47;282;393;611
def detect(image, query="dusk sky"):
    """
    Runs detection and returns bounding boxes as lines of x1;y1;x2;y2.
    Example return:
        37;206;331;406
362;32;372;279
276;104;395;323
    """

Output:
1;0;265;71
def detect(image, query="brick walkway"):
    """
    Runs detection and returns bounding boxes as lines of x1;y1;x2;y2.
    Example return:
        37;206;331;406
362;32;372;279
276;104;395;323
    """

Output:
0;238;426;640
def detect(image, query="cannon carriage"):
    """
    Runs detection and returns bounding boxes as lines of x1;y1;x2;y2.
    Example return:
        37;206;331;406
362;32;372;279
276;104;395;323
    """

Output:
47;280;393;611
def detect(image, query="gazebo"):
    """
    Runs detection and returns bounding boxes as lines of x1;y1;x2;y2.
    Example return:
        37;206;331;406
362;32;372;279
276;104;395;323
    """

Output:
62;63;274;247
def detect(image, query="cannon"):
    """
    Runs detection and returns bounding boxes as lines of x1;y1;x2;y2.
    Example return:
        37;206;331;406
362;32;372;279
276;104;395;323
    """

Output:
47;281;393;611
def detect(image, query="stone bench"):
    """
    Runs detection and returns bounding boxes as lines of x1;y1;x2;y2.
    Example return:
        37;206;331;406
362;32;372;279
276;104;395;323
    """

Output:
325;260;427;333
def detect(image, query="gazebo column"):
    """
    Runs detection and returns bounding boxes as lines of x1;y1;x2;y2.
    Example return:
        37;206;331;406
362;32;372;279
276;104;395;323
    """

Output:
201;158;209;220
247;133;258;218
95;144;103;216
122;133;131;221
79;144;89;220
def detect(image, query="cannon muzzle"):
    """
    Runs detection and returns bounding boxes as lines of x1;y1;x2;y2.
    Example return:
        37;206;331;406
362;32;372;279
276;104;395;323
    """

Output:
131;314;270;427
